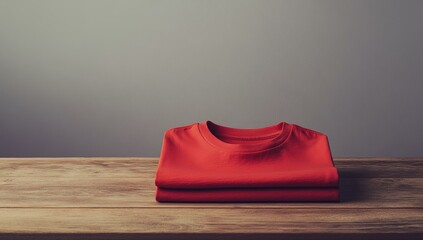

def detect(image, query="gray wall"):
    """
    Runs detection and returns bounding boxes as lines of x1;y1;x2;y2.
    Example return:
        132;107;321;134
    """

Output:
0;0;422;157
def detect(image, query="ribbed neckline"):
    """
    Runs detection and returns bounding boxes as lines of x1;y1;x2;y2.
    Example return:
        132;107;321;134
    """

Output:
198;120;293;152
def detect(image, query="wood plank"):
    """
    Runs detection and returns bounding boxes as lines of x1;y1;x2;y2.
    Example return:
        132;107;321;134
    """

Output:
0;158;158;178
336;159;423;178
0;233;422;240
0;177;421;208
1;157;422;239
0;208;421;234
0;157;422;178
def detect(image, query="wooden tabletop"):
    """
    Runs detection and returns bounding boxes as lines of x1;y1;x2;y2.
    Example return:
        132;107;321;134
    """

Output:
0;157;422;240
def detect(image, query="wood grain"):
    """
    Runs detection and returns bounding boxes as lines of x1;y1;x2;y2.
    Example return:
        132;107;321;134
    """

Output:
0;177;421;208
0;157;422;239
0;208;422;233
0;157;422;178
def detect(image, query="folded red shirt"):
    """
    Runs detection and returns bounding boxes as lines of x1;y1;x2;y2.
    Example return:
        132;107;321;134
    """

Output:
155;120;340;202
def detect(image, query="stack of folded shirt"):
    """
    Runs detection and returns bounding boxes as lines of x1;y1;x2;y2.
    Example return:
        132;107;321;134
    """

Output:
154;120;340;202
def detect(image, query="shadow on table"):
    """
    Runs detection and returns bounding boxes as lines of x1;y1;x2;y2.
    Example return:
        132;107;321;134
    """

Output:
338;168;369;203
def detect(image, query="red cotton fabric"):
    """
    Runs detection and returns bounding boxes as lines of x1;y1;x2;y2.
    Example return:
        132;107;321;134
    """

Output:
154;120;340;202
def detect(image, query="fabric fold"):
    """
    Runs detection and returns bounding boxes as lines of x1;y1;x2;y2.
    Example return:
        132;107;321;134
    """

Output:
156;187;340;202
156;166;339;189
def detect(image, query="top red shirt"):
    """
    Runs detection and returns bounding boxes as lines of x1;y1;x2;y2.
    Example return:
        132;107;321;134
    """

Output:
155;120;339;202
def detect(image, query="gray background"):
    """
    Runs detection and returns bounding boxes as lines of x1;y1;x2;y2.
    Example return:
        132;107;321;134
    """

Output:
0;0;422;157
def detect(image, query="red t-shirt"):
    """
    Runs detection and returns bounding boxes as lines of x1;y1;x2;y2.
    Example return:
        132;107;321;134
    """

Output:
155;120;340;202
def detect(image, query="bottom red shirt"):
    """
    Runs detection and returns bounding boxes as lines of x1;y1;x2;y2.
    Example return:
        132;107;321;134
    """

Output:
155;120;340;202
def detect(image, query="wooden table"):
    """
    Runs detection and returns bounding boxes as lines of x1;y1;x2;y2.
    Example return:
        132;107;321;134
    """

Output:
0;157;422;240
